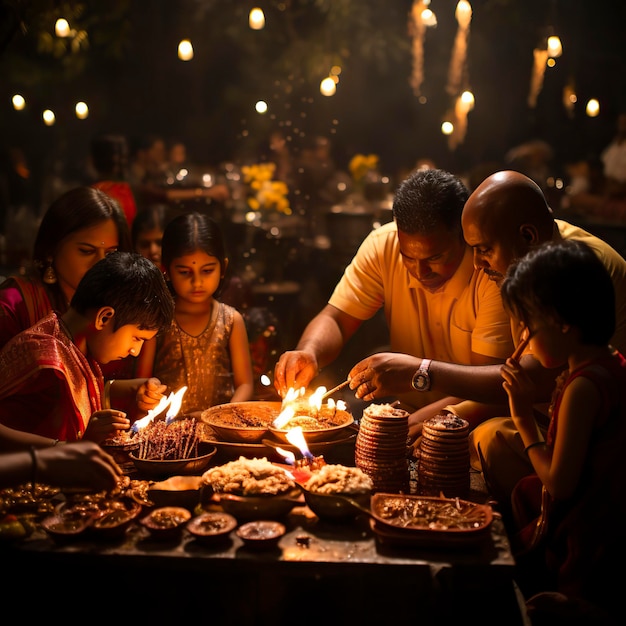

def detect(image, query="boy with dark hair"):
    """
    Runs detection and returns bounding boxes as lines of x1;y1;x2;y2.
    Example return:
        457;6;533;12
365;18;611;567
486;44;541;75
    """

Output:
0;251;174;450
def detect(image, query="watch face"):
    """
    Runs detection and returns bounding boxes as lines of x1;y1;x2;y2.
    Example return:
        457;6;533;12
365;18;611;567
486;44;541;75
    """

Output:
412;373;430;391
414;374;428;390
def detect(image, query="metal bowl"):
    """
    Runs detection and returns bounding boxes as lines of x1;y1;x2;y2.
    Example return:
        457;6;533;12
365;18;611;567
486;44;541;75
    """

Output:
139;506;192;541
301;488;371;522
90;499;142;540
130;444;217;479
236;520;285;550
200;402;282;443
147;475;203;511
267;408;354;444
186;511;237;546
211;488;302;521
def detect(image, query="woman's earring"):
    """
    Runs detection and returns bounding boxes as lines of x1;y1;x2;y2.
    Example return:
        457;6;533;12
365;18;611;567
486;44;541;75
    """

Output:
43;258;57;285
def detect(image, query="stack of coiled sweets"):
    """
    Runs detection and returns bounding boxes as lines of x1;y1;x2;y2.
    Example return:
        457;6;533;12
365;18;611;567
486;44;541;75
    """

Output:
417;412;470;497
355;403;410;493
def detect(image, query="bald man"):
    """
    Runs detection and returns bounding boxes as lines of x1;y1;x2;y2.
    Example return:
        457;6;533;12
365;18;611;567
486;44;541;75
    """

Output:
350;170;626;505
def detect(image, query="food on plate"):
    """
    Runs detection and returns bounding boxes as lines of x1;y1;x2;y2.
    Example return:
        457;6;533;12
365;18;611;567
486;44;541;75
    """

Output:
362;403;409;419
303;464;373;495
203;404;279;429
374;494;490;531
201;456;296;496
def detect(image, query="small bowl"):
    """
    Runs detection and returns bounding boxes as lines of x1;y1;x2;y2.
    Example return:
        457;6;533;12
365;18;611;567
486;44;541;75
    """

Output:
236;520;285;551
130;444;217;479
40;511;94;543
147;475;203;511
140;506;192;541
268;408;354;444
100;438;140;466
186;511;237;546
211;489;302;521
90;500;142;540
301;488;371;522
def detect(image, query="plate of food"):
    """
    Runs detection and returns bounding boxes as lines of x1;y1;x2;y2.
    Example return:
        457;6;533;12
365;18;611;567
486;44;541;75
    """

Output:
200;402;281;443
369;493;493;548
201;456;302;520
267;407;354;444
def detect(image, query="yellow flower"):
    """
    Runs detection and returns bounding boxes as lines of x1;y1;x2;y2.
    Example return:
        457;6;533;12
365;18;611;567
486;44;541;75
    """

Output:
349;153;379;182
241;162;291;215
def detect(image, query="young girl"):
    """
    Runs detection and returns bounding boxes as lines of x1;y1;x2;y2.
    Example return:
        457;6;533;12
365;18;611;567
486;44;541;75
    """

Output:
136;212;254;414
499;239;626;623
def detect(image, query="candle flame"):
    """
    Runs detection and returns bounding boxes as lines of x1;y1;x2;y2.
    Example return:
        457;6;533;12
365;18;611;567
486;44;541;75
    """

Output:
130;386;187;433
276;446;296;465
286;427;313;460
165;386;188;423
273;405;295;429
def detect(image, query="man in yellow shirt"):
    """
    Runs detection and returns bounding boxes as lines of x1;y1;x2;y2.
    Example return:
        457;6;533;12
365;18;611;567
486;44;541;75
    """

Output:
351;170;626;503
273;168;515;412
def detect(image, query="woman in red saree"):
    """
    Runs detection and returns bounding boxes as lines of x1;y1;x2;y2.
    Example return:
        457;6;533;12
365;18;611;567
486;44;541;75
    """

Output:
0;186;140;388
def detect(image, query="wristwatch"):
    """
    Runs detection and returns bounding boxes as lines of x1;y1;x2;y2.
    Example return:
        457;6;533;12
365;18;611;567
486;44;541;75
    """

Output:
411;359;432;392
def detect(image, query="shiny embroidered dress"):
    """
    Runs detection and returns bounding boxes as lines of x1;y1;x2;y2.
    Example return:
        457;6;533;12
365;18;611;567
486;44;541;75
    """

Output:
154;301;235;414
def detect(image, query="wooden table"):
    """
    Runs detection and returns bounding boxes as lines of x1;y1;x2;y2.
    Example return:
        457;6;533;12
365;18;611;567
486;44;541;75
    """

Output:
2;470;527;626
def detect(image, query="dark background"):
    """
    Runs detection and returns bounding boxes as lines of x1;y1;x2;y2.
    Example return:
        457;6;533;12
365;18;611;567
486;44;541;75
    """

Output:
1;0;626;197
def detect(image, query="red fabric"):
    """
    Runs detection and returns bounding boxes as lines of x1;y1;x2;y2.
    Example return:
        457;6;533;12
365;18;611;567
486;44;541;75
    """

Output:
0;313;102;441
92;180;137;227
511;353;626;613
0;276;53;350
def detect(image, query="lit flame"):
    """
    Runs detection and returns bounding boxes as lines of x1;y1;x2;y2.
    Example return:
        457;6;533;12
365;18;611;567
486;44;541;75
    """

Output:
282;386;305;404
273;405;295;429
276;446;296;465
309;387;324;410
130;386;188;433
285;427;313;460
165;386;188;423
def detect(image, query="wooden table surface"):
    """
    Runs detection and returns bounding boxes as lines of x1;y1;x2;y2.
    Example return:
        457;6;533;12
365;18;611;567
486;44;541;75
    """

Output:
2;467;527;626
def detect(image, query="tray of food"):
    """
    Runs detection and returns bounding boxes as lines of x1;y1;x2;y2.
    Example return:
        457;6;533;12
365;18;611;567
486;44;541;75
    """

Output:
369;493;493;548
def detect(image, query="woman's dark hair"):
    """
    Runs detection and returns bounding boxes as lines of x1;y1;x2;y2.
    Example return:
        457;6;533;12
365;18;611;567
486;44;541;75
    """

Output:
501;239;615;345
131;203;169;248
161;212;228;297
32;186;133;310
392;168;469;235
71;251;174;333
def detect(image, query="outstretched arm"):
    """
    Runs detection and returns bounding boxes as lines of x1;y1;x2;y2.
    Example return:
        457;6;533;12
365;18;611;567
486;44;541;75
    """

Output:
274;304;362;397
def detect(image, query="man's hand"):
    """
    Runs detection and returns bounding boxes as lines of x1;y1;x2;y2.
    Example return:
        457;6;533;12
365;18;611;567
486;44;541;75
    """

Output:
274;351;319;398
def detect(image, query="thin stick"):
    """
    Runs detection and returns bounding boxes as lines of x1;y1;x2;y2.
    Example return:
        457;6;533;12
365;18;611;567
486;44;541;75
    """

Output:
321;380;350;400
511;332;531;363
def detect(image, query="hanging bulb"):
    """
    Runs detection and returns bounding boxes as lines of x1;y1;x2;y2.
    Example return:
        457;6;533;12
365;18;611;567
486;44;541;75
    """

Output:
249;8;265;30
178;39;194;61
547;35;562;58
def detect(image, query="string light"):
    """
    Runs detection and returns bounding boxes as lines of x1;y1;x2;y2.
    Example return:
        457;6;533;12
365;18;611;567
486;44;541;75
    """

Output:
320;76;336;96
547;35;562;58
249;8;265;30
12;94;25;110
42;109;56;126
178;39;194;61
75;101;89;119
55;18;70;37
586;98;600;117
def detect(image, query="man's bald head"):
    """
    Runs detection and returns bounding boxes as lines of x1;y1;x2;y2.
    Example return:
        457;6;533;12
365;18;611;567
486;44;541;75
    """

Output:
462;170;555;284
